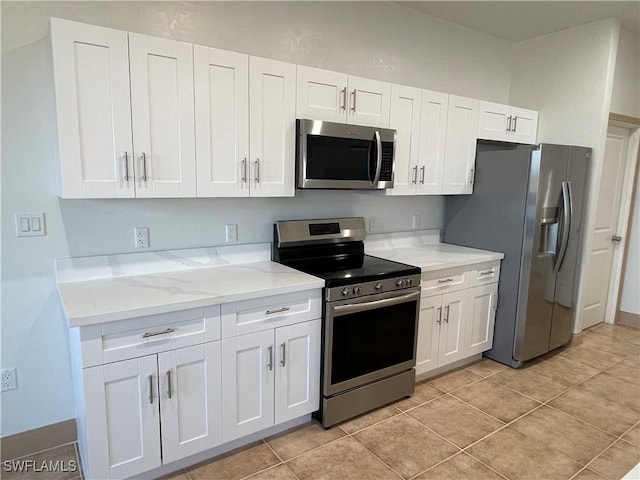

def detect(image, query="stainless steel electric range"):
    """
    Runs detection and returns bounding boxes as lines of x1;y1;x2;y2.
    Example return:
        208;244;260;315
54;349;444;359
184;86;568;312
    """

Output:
272;217;421;427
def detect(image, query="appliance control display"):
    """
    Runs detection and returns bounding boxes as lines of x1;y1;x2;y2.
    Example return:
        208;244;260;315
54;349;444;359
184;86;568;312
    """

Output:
309;222;341;236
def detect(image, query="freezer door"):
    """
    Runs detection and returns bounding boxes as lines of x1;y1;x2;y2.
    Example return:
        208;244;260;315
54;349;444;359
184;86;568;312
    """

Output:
514;145;569;361
548;147;589;350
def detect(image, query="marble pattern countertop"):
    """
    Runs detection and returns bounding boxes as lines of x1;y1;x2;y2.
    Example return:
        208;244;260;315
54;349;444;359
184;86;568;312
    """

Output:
56;244;324;327
365;230;504;271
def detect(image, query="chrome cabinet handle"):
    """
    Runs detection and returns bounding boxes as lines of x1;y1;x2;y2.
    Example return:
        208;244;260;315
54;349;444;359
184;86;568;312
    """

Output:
267;346;273;371
436;306;442;325
149;374;154;404
412;166;418;184
124;152;129;182
341;87;347;111
266;307;290;315
166;370;172;399
480;271;493;275
507;115;512;133
351;89;357;112
444;305;450;323
612;235;622;242
280;343;286;367
142;328;175;339
254;158;260;183
241;158;247;183
512;116;518;133
420;166;425;184
141;152;148;182
469;168;475;184
438;278;454;283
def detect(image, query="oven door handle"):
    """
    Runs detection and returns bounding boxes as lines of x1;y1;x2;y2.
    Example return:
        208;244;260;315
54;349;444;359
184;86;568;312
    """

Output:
332;290;420;315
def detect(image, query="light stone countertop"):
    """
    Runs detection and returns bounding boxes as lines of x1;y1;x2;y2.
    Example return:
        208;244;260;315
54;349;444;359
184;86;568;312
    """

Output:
56;244;324;327
365;230;504;271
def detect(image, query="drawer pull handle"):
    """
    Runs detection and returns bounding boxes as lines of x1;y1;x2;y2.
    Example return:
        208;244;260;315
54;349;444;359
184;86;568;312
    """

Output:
148;374;154;404
438;278;454;283
266;307;290;315
480;271;493;275
142;328;176;339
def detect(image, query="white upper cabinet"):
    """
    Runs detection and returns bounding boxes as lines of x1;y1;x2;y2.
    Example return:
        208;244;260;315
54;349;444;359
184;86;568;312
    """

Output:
51;19;197;198
477;101;538;144
418;90;449;195
129;33;196;198
249;57;296;197
443;95;479;195
194;46;250;197
51;18;134;199
296;66;391;128
388;84;422;196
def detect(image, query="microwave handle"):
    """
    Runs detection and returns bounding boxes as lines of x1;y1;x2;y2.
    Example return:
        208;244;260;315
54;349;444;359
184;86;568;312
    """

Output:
372;130;382;186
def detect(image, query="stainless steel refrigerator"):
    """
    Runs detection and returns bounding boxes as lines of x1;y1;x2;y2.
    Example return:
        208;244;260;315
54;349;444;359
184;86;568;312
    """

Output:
444;143;590;367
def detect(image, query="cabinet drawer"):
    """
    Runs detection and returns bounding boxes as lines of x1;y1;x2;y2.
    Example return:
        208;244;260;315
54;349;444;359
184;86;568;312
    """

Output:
222;289;322;338
469;261;501;287
421;266;469;295
79;306;221;367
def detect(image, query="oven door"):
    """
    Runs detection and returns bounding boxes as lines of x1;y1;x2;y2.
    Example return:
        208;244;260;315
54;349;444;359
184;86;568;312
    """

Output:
324;287;420;396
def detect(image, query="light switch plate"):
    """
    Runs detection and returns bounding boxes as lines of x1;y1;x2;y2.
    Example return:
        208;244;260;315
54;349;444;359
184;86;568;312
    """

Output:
15;213;45;237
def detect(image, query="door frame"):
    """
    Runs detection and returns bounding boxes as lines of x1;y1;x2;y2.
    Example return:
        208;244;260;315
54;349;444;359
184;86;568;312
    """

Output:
603;114;640;324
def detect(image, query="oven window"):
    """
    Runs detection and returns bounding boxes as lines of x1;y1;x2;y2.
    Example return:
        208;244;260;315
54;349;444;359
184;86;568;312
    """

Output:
331;300;417;385
306;136;372;181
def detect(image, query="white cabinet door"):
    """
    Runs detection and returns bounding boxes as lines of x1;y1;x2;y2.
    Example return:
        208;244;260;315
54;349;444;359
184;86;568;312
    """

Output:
442;95;478;195
51;18;134;199
158;342;222;464
194;46;249;197
438;290;468;366
509;107;539;144
388;85;422;196
222;330;274;441
296;66;348;123
83;355;161;480
129;33;196;198
249;57;296;197
347;76;391;128
274;319;321;423
466;283;498;355
477;101;511;142
416;295;442;376
418;90;449;195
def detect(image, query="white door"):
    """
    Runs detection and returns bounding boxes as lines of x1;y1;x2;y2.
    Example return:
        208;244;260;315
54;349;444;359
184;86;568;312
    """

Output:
581;125;630;329
222;330;274;441
442;95;479;194
347;76;391;128
477;101;510;142
194;46;249;197
158;342;222;464
509;107;539;145
249;57;296;197
466;284;498;355
274;319;321;423
438;290;468;366
129;33;196;198
416;295;442;375
418;90;449;194
83;356;160;480
296;66;348;123
387;85;422;196
50;18;134;199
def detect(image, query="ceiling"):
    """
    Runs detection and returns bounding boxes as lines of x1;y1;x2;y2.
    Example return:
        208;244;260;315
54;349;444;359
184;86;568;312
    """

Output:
396;1;640;42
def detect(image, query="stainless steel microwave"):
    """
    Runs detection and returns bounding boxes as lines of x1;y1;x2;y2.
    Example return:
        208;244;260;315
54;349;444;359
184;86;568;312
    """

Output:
296;119;396;190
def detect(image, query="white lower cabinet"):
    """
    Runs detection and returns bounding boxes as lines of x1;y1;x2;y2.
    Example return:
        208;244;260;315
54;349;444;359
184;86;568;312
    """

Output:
415;262;500;377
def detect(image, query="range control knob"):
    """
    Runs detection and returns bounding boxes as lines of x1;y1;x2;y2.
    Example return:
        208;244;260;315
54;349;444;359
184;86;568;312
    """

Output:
406;277;413;286
375;282;382;291
396;279;405;287
353;286;361;295
341;288;350;296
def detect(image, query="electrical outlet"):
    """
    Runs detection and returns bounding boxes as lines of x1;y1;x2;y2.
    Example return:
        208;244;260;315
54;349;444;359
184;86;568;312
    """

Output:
225;224;238;243
412;215;420;230
134;227;149;248
368;217;378;233
1;368;17;392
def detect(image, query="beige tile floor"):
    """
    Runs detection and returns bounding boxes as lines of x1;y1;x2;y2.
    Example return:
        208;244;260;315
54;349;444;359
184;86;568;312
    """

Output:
6;323;640;480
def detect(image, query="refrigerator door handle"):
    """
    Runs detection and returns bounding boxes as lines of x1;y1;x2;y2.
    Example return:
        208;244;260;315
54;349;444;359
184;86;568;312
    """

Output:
554;181;572;273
